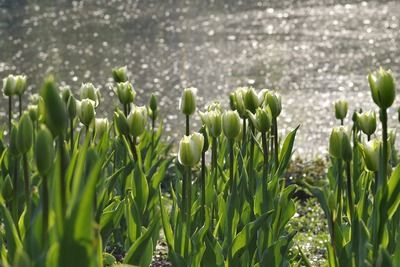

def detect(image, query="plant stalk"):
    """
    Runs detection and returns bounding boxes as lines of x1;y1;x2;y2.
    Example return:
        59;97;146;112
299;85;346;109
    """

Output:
42;174;49;247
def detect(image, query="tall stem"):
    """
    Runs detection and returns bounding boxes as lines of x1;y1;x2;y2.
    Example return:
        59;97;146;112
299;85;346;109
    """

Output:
18;95;22;118
381;109;388;182
248;123;255;195
229;140;235;194
70;119;74;154
42;174;49;247
186;115;190;136
12;156;18;223
8;96;12;136
23;153;30;221
337;159;343;226
59;138;66;218
273;117;279;168
123;104;128;117
261;132;269;181
184;166;192;258
345;161;354;221
201;151;206;222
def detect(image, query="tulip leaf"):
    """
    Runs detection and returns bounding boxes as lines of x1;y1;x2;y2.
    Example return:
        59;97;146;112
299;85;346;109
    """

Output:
276;125;299;178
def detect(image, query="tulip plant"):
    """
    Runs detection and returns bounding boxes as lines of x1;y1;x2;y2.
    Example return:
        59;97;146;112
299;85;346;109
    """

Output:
304;67;400;266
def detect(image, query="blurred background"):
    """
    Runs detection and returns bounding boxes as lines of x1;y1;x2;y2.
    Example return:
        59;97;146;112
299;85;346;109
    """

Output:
0;0;399;157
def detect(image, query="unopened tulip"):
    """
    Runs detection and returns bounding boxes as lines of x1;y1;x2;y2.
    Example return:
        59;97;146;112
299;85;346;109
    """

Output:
127;106;147;137
112;66;128;83
368;67;396;109
180;87;197;116
334;100;348;121
115;81;135;105
78;99;95;127
178;132;204;166
222;110;241;139
266;92;282;118
357;111;376;137
35;126;54;175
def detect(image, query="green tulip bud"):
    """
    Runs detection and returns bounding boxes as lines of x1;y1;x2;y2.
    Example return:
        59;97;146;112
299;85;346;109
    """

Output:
40;76;68;137
243;87;259;113
360;139;382;172
356;111;376;137
127;105;147;137
178;132;204;166
28;104;38;122
80;83;100;106
199;109;222;138
114;109;129;136
199;126;209;153
115;81;135;105
17;112;33;154
258;89;268;106
95;118;109;139
266;91;282;118
233;87;246;117
222;110;241;139
2;75;16;96
35;126;54;175
14;75;27;96
60;86;72;104
67;95;77;118
247;106;272;133
368;67;396;109
180;87;197;116
206;101;222;112
341;131;352;162
112;66;128;83
334;100;348;121
329;127;345;159
150;93;157;111
229;92;237;111
78;99;95;126
9;125;20;156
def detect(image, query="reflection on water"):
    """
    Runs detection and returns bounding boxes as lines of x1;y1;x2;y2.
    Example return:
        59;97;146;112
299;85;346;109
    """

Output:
0;0;399;156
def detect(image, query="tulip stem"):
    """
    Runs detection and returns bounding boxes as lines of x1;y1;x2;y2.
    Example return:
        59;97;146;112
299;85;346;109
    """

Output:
12;156;19;224
186;115;190;136
340;119;344;126
261;131;269;181
128;137;138;161
8;96;12;137
201;150;206;223
337;159;343;226
70;119;74;153
59;139;66;218
22;153;30;219
123;104;128;117
345;161;354;222
183;166;192;258
229;140;235;194
273;117;279;168
18;95;22;118
248;123;255;195
242;118;247;148
42;174;49;247
381;108;388;183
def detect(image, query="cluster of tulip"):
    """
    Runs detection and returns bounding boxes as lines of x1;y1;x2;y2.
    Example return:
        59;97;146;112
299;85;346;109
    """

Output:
305;67;400;266
160;84;300;266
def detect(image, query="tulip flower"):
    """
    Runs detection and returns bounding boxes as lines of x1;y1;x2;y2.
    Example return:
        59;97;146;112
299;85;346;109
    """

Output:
78;99;95;127
243;87;259;114
360;139;382;172
368;67;396;109
247;106;272;133
2;74;16;97
357;111;376;139
222;110;241;140
200;109;222;138
266;92;282;118
180;87;197;116
127;105;147;137
95;118;109;139
334;100;348;124
115;81;135;105
112;66;128;83
178;132;204;167
80;83;100;106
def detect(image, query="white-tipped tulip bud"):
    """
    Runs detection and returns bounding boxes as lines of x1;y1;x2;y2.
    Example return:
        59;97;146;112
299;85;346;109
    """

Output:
360;139;382;172
368;67;396;109
222;110;241;140
112;66;128;83
180;87;197;116
14;75;27;96
67;95;77;119
329;126;345;159
35;126;54;175
127;105;147;137
17;112;33;154
60;86;72;104
80;83;100;106
233;87;246;117
334;100;348;121
28;104;38;122
248;106;272;133
95;118;109;139
178;132;204;166
2;75;16;96
258;89;268;106
243;87;259;114
199;109;222;138
357;111;376;137
114;109;129;136
266;91;282;118
78;99;95;127
115;81;135;105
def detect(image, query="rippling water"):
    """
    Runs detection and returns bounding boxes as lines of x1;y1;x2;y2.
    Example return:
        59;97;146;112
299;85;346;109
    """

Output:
0;0;399;156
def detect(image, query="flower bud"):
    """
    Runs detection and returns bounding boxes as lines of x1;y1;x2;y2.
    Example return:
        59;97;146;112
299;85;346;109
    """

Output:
368;68;396;109
199;109;222;138
14;75;27;96
35;126;54;175
95;118;109;139
178;132;204;166
112;66;128;83
199;126;209;153
9;125;20;156
229;92;237;110
67;95;77;119
222;110;241;139
150;94;157;111
360;139;381;172
80;83;99;106
248;106;272;133
114;109;129;136
2;75;16;96
40;76;68;137
127;105;147;137
233;87;246;117
17;112;33;154
78;99;95;126
329;127;344;159
357;111;376;137
266;92;282;118
179;87;197;116
115;82;135;105
60;86;72;104
28;104;38;122
341;131;352;162
334;100;348;121
258;89;268;106
243;87;259;113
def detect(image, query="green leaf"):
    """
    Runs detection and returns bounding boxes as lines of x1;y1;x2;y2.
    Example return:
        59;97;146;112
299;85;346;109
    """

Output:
386;164;400;219
0;197;22;262
159;188;174;250
275;125;299;178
